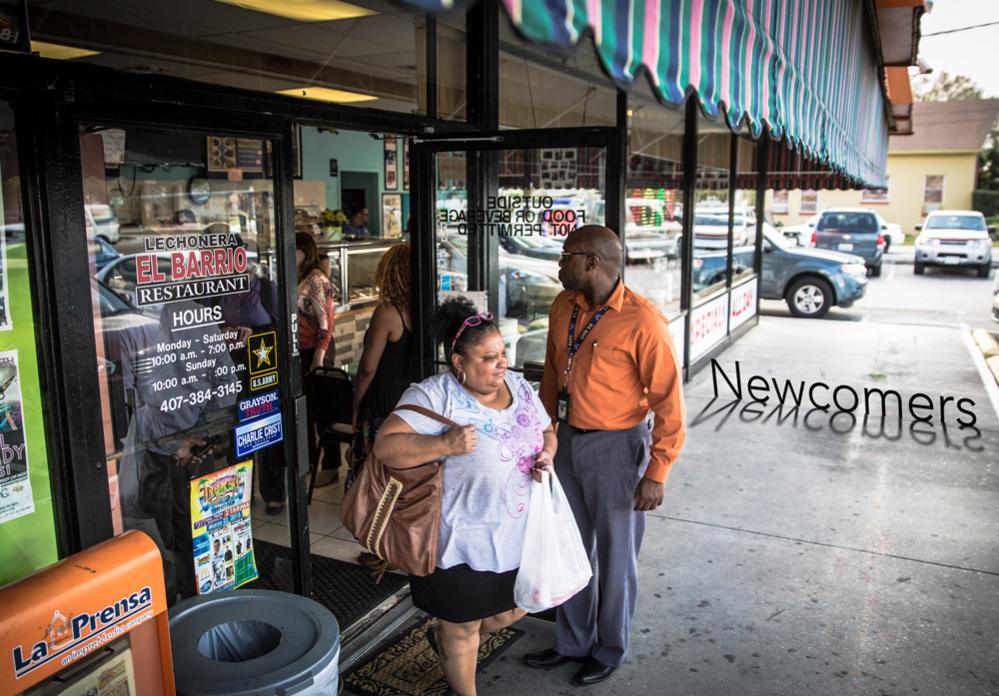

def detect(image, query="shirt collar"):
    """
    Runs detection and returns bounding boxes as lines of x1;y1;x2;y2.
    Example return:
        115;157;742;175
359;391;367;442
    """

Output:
574;278;625;313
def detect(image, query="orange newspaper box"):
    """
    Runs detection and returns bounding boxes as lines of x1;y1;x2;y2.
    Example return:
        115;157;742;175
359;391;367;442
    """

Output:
0;530;175;695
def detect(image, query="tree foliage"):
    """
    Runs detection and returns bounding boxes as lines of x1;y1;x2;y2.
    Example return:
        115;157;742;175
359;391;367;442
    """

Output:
913;71;984;102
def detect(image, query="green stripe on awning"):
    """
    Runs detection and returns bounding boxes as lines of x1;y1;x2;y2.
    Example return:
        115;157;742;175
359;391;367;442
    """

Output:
403;0;889;188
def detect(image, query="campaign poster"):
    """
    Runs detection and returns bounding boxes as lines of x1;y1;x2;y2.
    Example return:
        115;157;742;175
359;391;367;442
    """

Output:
190;461;258;594
0;350;33;523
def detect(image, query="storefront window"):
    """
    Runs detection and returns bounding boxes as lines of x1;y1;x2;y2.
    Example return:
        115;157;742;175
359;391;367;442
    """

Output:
82;124;286;603
692;117;732;301
498;14;616;129
30;1;430;116
434;146;605;371
733;138;759;286
626;88;684;317
437;9;468;121
0;103;60;585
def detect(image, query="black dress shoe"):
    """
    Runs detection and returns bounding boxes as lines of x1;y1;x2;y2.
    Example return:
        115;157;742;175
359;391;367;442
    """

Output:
572;658;617;685
523;648;585;669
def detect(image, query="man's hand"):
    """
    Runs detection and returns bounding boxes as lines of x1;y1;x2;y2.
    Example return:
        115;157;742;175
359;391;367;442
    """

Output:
175;435;208;467
634;477;665;511
441;425;477;456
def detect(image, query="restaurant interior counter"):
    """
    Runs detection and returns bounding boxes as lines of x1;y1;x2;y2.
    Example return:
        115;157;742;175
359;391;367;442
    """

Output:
317;238;405;369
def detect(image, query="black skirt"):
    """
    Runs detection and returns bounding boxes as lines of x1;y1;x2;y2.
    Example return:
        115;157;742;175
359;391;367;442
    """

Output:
410;564;518;623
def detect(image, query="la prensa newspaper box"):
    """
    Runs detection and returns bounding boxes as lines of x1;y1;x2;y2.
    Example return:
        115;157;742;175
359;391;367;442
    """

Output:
0;530;175;695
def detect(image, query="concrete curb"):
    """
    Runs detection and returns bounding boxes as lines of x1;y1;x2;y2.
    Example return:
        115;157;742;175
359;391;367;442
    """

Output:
972;329;999;386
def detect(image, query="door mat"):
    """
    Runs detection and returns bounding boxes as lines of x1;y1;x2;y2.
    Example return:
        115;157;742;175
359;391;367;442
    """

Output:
345;617;524;696
249;539;408;629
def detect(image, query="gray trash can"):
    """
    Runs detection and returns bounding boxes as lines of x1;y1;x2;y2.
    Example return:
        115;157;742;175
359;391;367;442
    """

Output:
169;589;340;695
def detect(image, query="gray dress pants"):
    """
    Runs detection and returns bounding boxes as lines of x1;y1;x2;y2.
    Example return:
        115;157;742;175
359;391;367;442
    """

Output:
554;423;651;667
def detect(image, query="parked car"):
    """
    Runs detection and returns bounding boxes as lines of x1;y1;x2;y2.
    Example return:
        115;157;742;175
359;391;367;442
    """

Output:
438;235;561;319
691;206;754;250
92;235;122;272
812;208;884;276
86;203;121;243
993;272;999;323
780;213;820;246
760;226;868;318
874;213;904;251
913;210;994;277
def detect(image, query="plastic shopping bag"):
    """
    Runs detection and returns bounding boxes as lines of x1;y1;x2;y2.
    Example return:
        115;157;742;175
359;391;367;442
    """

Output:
514;469;593;613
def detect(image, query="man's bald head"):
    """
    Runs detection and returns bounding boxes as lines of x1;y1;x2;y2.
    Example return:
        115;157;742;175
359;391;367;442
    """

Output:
568;225;623;275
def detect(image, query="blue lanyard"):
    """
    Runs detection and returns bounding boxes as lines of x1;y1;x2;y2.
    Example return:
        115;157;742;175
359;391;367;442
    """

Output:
564;304;609;388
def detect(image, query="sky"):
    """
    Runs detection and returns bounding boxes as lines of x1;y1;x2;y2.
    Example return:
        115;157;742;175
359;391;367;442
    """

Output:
917;1;999;97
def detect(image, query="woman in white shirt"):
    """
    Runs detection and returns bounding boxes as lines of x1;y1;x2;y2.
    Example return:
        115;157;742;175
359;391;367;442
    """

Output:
373;297;556;696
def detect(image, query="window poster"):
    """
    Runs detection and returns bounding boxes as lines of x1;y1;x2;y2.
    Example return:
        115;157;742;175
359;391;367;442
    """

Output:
384;136;398;190
0;350;34;523
403;137;410;190
540;148;578;189
382;193;402;238
190;461;258;594
0;219;9;331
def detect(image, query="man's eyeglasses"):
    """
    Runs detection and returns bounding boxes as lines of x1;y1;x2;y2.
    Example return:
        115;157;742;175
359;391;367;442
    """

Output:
560;251;598;260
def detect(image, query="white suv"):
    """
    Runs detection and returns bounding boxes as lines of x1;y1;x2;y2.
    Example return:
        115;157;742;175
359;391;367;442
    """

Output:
914;210;993;277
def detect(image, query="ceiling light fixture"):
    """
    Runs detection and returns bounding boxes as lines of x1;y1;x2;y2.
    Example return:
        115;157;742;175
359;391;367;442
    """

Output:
214;0;374;22
31;40;99;61
277;87;378;103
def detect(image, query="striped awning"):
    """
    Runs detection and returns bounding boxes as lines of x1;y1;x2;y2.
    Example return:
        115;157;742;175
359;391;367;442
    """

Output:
406;0;890;188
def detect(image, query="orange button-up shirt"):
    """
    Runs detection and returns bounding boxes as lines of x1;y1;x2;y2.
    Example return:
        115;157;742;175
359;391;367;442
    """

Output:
540;281;686;483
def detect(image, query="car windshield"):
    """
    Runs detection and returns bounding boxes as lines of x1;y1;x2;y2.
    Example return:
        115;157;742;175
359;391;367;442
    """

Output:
509;235;562;250
816;212;877;232
925;214;986;231
694;215;728;226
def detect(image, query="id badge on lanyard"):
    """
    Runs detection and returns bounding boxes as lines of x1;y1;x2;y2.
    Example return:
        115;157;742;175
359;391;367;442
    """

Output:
558;304;609;423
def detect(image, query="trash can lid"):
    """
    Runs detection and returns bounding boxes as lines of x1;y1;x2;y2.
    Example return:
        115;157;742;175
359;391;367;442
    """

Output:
169;589;340;696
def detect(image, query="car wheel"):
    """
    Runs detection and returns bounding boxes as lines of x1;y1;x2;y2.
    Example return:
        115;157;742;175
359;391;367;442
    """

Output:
914;262;925;275
978;264;992;279
871;263;882;278
786;276;833;319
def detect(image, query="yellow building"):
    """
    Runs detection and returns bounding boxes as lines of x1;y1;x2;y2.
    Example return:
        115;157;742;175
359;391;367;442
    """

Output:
768;99;999;237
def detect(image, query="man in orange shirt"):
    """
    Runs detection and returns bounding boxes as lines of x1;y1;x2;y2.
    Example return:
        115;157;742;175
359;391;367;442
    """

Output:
525;225;685;686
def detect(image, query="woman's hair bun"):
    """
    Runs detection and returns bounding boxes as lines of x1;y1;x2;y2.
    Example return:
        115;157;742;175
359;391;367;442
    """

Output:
434;296;496;358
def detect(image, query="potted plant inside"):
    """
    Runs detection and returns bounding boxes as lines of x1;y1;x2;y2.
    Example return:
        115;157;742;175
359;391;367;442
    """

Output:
320;208;348;241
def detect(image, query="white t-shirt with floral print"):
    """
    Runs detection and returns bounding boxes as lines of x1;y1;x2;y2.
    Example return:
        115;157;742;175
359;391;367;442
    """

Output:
395;371;551;573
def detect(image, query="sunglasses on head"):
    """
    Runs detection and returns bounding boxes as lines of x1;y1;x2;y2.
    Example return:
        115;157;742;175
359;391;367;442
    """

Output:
560;250;598;260
450;311;494;355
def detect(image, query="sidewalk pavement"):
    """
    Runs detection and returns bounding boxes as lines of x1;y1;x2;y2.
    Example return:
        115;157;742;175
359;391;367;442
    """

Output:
473;317;999;695
885;244;999;266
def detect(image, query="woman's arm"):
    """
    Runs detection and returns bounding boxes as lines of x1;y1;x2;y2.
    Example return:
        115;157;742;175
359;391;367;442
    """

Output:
352;304;394;424
373;413;477;469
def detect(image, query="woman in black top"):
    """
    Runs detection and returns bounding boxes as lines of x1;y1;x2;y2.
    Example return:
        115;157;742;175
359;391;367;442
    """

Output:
349;243;413;489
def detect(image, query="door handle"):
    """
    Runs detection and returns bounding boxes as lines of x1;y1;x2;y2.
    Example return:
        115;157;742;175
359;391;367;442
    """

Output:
294;395;309;478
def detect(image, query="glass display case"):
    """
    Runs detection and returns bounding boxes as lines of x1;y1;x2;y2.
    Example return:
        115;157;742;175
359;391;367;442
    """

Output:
318;239;402;312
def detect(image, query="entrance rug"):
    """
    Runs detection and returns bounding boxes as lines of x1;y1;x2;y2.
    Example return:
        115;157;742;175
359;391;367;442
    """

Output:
345;617;524;696
249;539;408;630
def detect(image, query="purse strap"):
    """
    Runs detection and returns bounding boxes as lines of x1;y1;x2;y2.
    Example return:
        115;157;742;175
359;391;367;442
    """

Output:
394;404;461;430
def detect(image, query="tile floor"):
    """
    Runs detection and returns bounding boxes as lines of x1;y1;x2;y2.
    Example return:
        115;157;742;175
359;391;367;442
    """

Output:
250;473;368;566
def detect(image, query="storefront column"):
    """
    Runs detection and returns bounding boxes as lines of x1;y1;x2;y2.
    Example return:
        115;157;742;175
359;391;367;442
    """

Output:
753;133;770;320
20;93;113;552
679;98;699;378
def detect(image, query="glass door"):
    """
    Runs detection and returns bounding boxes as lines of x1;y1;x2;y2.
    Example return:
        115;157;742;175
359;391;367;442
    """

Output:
78;125;304;603
417;131;621;375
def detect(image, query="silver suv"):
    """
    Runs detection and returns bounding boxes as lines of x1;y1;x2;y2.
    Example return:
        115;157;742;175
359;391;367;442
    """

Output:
914;210;994;277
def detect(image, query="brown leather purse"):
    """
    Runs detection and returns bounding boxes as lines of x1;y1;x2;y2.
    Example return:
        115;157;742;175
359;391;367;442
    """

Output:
338;405;459;577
